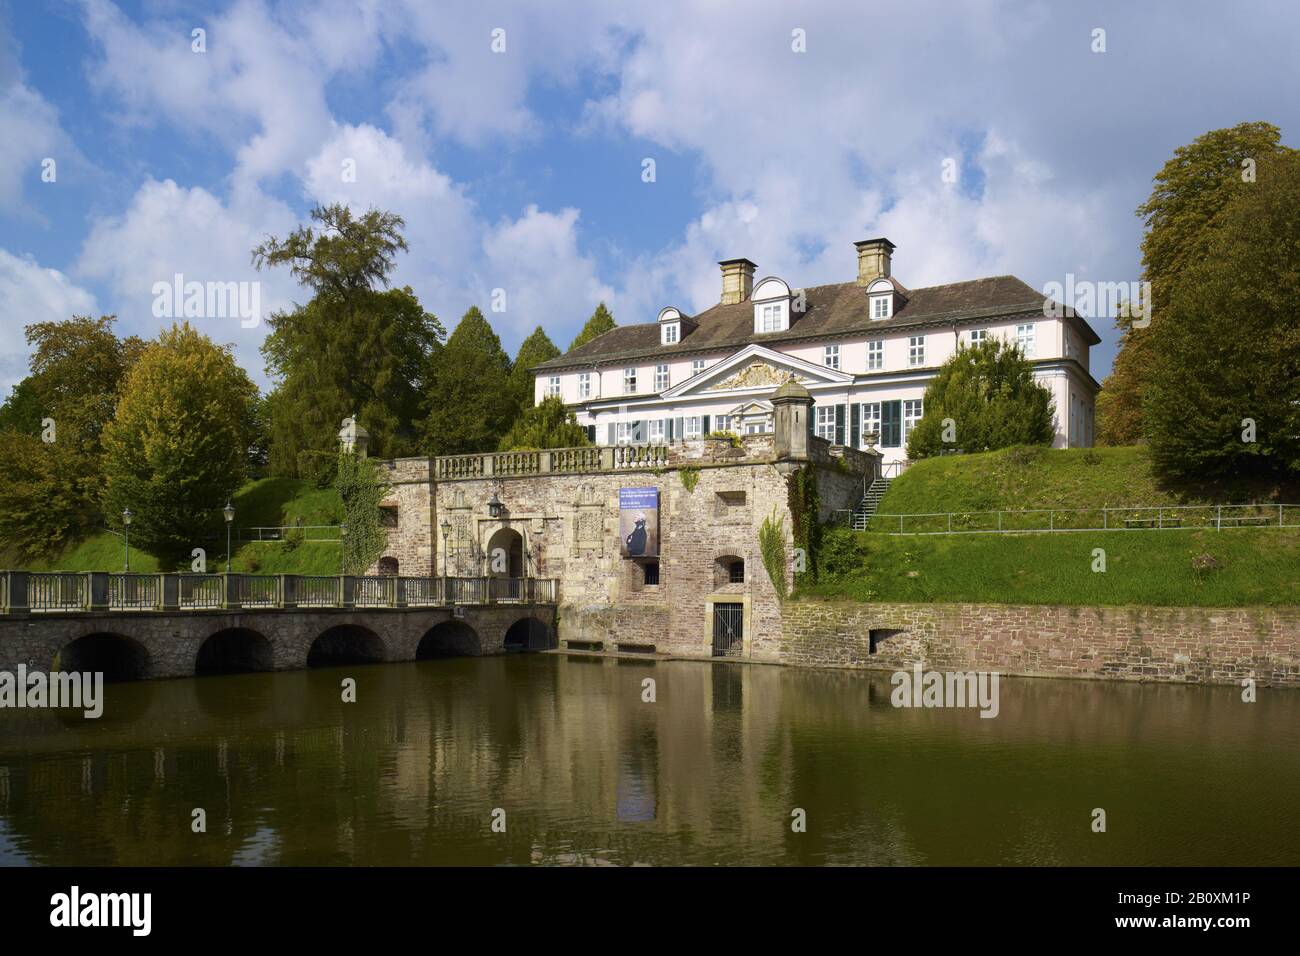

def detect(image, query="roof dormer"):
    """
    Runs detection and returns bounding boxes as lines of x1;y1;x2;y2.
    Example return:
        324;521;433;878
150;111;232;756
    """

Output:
752;276;792;335
866;276;908;320
658;305;695;345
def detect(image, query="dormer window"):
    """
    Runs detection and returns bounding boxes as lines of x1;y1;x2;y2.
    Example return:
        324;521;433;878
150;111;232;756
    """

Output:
657;306;693;346
752;276;792;335
866;276;898;320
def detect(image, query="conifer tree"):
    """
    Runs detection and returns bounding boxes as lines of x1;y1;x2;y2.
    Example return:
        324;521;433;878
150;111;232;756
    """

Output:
568;302;616;351
422;307;514;455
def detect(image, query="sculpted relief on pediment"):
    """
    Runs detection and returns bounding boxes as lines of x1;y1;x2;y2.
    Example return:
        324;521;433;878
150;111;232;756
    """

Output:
708;361;803;391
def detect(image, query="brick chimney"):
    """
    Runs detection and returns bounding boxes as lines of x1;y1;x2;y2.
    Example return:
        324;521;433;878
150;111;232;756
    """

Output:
719;258;756;304
855;238;895;286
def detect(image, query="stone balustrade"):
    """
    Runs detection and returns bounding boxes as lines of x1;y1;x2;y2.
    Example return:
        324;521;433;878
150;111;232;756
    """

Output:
0;571;558;615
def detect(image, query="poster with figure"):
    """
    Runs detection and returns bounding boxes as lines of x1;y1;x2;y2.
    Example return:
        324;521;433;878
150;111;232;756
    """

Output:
619;487;659;557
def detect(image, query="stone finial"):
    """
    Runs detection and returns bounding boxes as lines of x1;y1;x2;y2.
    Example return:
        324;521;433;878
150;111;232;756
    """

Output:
339;413;370;458
771;380;813;464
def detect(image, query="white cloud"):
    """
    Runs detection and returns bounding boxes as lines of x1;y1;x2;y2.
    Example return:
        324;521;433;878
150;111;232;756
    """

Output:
0;250;99;392
0;27;80;218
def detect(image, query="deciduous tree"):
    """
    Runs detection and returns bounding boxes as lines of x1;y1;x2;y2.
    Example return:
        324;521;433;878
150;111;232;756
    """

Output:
498;396;590;450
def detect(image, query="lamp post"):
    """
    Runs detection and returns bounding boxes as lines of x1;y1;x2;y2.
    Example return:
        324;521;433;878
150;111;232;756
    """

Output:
222;501;235;573
339;522;348;575
440;519;451;577
121;508;132;572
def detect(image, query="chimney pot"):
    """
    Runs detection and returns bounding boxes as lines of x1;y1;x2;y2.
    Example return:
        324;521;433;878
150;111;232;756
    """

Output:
854;238;895;286
718;258;757;304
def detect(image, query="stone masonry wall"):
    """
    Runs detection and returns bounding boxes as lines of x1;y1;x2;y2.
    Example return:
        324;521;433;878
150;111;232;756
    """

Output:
781;599;1300;687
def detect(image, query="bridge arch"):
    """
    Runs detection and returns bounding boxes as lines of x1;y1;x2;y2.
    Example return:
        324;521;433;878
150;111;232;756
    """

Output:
307;623;386;668
196;627;274;676
416;619;481;659
503;616;553;652
58;632;150;682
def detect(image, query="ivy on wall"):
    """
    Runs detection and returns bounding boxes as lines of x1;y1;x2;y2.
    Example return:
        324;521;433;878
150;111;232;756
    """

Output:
336;451;391;575
679;466;701;493
759;511;788;603
787;463;822;586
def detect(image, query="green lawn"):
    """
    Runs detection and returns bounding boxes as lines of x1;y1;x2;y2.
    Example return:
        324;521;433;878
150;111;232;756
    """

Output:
877;445;1297;515
806;526;1300;607
22;477;344;575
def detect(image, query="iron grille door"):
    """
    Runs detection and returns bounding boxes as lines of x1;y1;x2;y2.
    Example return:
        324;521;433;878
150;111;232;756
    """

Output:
712;603;744;657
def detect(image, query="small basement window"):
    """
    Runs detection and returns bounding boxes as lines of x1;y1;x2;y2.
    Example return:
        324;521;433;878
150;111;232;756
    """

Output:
642;561;660;586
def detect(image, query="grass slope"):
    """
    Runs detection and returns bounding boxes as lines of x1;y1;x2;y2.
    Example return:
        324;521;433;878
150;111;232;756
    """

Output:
808;526;1300;607
877;445;1294;515
23;477;343;575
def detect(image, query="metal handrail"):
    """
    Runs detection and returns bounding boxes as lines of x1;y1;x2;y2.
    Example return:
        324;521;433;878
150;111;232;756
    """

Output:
868;502;1298;535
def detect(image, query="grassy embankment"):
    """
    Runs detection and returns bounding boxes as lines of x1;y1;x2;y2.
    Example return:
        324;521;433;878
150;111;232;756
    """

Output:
23;478;343;575
805;446;1300;607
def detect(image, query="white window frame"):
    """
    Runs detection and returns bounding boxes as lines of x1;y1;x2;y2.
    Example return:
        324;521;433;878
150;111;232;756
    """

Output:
823;344;840;370
903;399;924;443
578;372;591;399
623;367;637;394
969;329;986;346
545;375;561;399
615;422;634;445
661;322;679;345
815;406;836;441
655;364;669;391
715;415;731;434
759;304;782;333
860;402;881;446
1016;323;1036;357
867;340;883;371
692;359;706;376
908;335;925;367
872;295;891;319
684;416;703;440
648;419;666;444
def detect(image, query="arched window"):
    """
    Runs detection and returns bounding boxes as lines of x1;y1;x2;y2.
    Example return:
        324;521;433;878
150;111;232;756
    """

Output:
377;556;399;576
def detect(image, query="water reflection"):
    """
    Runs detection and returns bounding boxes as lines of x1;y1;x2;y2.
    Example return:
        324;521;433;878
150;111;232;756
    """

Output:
0;655;1296;866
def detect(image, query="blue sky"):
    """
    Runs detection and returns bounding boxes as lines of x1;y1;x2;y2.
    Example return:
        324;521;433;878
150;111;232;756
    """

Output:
2;0;1298;394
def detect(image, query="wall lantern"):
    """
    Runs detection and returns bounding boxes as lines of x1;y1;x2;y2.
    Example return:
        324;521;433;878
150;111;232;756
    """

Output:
487;492;503;519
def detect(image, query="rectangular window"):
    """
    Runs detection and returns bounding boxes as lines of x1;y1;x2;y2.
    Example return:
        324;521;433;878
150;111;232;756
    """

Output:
908;335;925;367
584;425;596;443
729;560;745;584
655;364;669;391
545;375;560;398
903;399;924;444
578;372;591;399
684;416;703;439
760;304;782;333
867;340;883;371
880;400;902;448
873;296;890;319
623;367;637;394
969;329;986;346
715;415;730;433
615;422;633;445
648;419;665;444
662;323;678;344
642;561;660;586
692;359;706;376
860;402;881;446
823;344;840;369
815;406;836;441
1016;323;1036;357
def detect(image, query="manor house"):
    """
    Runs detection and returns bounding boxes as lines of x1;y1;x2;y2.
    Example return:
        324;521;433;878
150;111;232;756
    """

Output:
530;239;1101;465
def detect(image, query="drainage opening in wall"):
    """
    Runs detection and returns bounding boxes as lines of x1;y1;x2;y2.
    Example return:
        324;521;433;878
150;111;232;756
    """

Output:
869;628;904;655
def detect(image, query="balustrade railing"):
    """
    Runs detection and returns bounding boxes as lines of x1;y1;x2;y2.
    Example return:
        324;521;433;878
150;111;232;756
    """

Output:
0;571;557;614
550;446;603;473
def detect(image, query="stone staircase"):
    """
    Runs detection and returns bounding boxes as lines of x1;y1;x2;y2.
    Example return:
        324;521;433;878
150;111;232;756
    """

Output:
851;477;892;530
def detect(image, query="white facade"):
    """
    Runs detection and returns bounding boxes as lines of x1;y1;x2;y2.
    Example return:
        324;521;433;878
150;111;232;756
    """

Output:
534;241;1099;465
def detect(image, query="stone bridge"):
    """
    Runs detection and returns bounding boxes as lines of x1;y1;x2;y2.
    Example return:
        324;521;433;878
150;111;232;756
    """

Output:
0;572;557;681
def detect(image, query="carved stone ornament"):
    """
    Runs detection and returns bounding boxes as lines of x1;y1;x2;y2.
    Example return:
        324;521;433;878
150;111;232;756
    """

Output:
710;362;801;391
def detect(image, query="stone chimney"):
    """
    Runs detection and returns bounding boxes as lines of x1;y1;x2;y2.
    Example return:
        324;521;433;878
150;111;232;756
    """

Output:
855;238;895;286
719;258;757;304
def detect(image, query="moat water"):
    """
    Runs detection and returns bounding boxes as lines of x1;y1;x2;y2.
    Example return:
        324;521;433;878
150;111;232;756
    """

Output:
0;654;1296;866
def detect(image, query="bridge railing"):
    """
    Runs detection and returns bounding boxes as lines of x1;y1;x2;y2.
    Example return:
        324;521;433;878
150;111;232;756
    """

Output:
0;571;558;615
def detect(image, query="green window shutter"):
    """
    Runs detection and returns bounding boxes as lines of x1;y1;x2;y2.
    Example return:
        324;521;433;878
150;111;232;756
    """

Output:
834;404;846;445
850;403;860;448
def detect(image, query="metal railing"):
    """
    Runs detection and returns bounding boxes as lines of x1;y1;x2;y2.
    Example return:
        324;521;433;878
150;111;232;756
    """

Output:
868;502;1300;535
0;571;559;614
241;525;341;542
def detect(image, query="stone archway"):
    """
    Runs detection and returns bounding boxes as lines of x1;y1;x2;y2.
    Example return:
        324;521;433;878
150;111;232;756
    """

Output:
58;632;150;683
486;526;524;578
307;624;386;668
503;617;553;652
417;620;481;659
196;628;274;676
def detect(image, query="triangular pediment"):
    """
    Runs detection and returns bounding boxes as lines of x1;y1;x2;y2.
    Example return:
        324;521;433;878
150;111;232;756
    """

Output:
663;344;852;399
